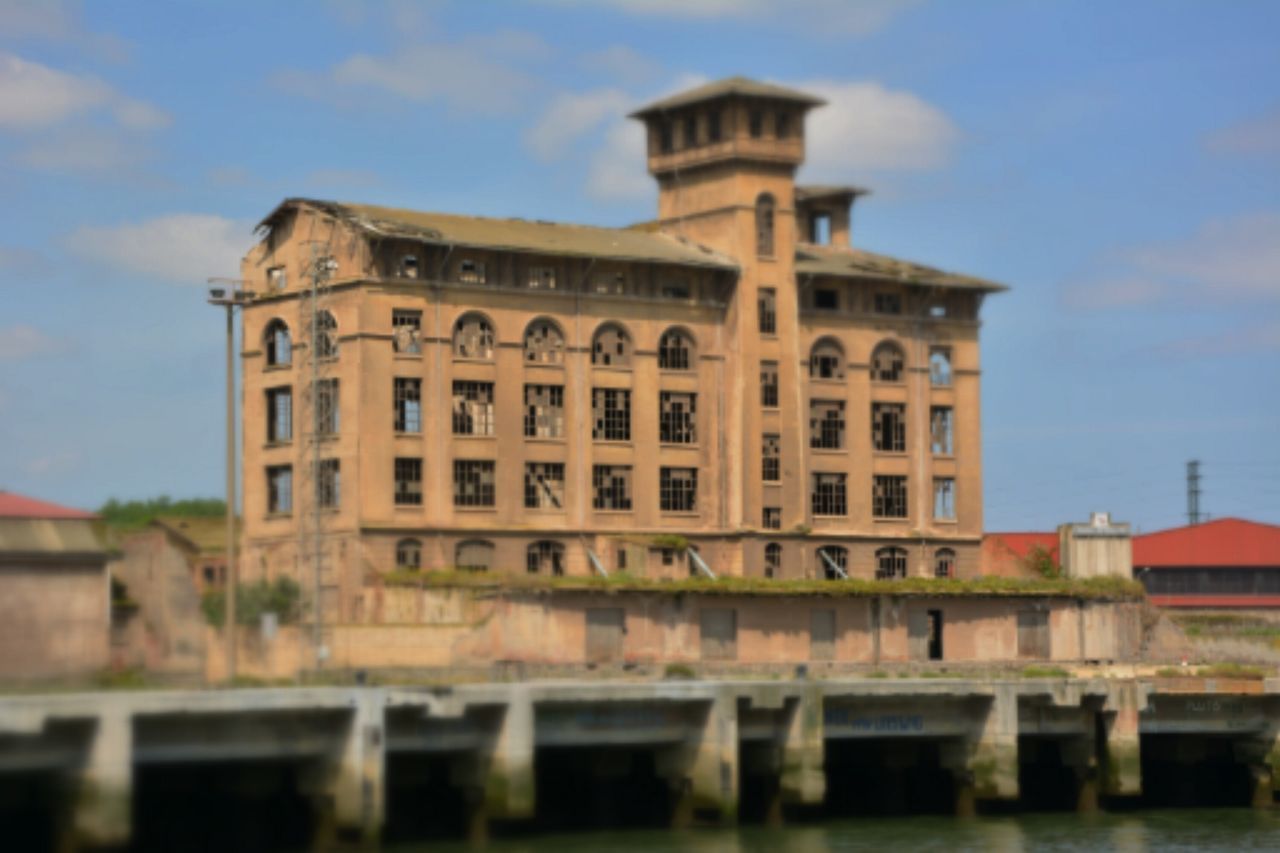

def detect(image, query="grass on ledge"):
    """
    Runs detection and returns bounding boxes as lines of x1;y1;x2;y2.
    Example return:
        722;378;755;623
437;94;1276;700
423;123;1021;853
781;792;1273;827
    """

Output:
380;570;1146;600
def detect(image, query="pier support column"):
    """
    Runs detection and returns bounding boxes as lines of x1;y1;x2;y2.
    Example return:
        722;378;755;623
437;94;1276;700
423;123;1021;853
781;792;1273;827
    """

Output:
966;685;1019;802
778;688;825;810
1100;682;1143;798
71;707;132;849
482;686;535;823
1061;737;1100;814
659;692;738;826
1235;732;1279;809
317;691;385;847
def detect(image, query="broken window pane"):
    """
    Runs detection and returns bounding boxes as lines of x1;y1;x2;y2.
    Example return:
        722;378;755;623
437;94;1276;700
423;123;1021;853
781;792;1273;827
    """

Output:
592;465;632;511
591;324;631;367
660;467;698;513
810;400;846;450
817;545;848;579
811;473;847;516
524;319;565;364
876;546;908;580
398;255;419;279
315;379;339;436
264;319;291;367
757;288;777;334
396;537;421;570
762;507;781;529
266;465;292;513
760;361;779;407
764;543;782;579
266;386;292;443
870;341;904;382
527;541;565;576
312;310;338;359
458;258;486;284
930;407;954;455
592;388;631;441
316;459;340;509
453;460;495;507
762;434;781;482
523;384;564;438
659;391;697;444
453;314;495;359
658;329;695;370
392;309;421;354
393;377;421;434
930;347;952;386
872;403;906;453
933;478;956;521
394;457;422;506
524;463;565;510
873;475;908;519
452;381;495;436
810;340;844;380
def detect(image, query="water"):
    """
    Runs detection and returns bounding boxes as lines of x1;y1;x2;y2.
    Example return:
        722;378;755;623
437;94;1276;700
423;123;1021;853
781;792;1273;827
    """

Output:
388;810;1280;853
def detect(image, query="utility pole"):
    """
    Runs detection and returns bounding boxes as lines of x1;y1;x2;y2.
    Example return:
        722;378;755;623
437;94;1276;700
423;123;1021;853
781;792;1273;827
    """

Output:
1186;459;1202;525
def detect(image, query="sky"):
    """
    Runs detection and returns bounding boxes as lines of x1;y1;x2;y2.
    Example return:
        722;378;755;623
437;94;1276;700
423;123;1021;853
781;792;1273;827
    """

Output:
0;0;1277;533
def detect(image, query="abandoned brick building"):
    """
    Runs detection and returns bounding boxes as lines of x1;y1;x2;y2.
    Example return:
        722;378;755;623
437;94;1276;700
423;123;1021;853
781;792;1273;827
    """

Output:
236;77;1005;620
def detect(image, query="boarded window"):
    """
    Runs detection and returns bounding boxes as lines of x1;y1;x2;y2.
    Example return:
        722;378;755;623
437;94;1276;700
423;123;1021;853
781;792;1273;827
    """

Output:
452;381;495;436
809;340;844;380
810;400;845;449
810;609;835;660
591;325;631;367
760;361;779;407
524;384;564;438
592;388;631;441
392;309;422;354
455;540;493;572
659;391;696;444
586;608;625;664
872;403;906;452
524;319;564;364
870;342;904;382
453;314;495;359
593;465;632;511
1017;611;1051;659
524;462;565;510
700;609;737;661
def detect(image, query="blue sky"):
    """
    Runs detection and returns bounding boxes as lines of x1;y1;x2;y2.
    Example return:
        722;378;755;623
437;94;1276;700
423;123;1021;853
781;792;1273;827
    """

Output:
1;0;1277;532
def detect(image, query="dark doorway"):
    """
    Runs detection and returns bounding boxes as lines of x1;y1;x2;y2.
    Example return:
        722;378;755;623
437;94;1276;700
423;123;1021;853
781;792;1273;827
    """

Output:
927;610;944;661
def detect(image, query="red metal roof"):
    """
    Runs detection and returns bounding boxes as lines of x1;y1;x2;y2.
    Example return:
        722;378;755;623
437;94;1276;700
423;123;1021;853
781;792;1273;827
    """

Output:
0;491;96;520
1132;517;1280;569
983;532;1059;561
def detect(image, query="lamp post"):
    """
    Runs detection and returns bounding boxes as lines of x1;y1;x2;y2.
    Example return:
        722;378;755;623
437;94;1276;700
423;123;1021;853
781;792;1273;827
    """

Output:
207;281;255;684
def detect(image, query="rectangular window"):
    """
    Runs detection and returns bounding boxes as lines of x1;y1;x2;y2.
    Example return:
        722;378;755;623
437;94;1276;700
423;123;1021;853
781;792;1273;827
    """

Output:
760;361;779;407
683;114;697;147
810;400;846;450
527;265;557;289
660;467;698;513
811;473;847;517
934;478;956;521
452;381;495;436
593;465;632;511
808;213;832;245
525;462;566;510
458;259;486;284
453;460;495;507
524;384;565;438
592;388;631;441
266;386;292;443
659;120;673;154
394;457;423;506
776;112;791;139
392;309;421;354
930;406;954;455
930;347;953;386
763;507;781;529
267;265;287;291
749;110;763;138
393;378;421;434
762;434;781;482
708;110;722;142
874;292;902;315
315;379;339;436
814;289;838;310
316;459;340;509
757;288;777;335
659;392;697;444
872;402;906;452
661;281;690;299
266;465;292;513
873;475;908;519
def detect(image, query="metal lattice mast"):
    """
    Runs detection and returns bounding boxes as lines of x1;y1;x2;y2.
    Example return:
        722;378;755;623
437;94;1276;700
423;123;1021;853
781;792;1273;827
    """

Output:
305;243;337;668
1187;459;1202;525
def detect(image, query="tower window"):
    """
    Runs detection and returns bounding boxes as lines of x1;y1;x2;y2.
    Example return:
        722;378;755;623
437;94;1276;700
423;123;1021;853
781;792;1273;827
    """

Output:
761;361;779;407
757;288;777;334
708;110;722;142
683;114;697;148
749;110;763;138
762;434;781;482
872;403;906;453
756;194;775;257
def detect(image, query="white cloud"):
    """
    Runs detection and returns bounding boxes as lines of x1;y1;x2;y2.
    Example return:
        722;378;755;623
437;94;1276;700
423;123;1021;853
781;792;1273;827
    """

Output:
0;325;62;361
0;1;130;62
16;127;152;174
66;214;252;283
1155;320;1280;357
579;45;661;84
1205;108;1280;157
525;88;631;161
545;0;918;36
0;51;168;131
587;118;652;202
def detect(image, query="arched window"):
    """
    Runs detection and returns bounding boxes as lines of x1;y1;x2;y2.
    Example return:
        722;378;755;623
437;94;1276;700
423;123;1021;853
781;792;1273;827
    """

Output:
454;540;494;572
395;538;422;571
591;323;631;367
817;545;848;580
764;543;782;579
312;310;338;359
453;314;495;360
935;548;956;579
871;341;905;383
809;339;844;380
526;541;565;576
876;546;908;580
264;319;291;367
524;319;565;365
658;328;696;371
756;193;775;257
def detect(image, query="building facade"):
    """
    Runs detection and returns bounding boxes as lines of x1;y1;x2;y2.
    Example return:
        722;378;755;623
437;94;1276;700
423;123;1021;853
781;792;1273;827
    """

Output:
1134;518;1280;609
237;78;1004;620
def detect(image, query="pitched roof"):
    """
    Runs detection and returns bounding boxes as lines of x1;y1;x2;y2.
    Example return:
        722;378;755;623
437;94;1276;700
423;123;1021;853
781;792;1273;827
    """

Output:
152;515;239;555
0;490;95;520
263;199;738;271
630;76;826;118
1133;518;1280;569
795;244;1007;292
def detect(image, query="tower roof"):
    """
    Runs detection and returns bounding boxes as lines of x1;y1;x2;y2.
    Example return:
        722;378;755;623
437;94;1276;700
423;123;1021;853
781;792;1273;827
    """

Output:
629;76;826;118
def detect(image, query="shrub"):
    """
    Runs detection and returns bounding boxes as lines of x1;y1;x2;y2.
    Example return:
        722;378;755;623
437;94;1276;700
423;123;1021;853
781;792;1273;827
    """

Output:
663;663;696;680
202;577;303;627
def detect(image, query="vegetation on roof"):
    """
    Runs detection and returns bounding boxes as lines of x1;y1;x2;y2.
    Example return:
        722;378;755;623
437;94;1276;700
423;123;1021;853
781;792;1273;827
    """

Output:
98;496;226;533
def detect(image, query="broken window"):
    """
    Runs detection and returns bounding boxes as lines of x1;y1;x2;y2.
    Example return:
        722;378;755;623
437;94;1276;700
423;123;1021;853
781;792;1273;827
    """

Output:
312;310;338;359
396;538;422;570
594;272;626;295
809;339;844;380
875;546;908;580
523;384;564;438
934;547;956;579
592;388;631;441
872;403;906;453
873;475;908;519
933;478;956;521
524;463;565;510
929;347;952;386
817;545;848;580
661;281;691;299
762;433;781;482
393;378;421;434
814;289;838;310
452;381;495;436
762;507;781;529
756;193;775;256
870;341;904;382
658;120;674;154
874;293;902;315
761;361;779;407
660;467;698;513
757;288;777;334
659;392;697;444
392;309;421;354
683;113;698;147
266;465;292;514
592;465;632;511
453;314;495;360
315;379;339;436
929;303;947;319
658;328;695;370
527;541;566;576
266;386;292;443
264;319;291;367
810;400;846;450
591;324;631;367
809;212;831;244
455;540;493;572
458;259;486;284
527;265;557;289
930;407;954;455
708;110;722;142
749;110;764;138
453;460;495;508
523;319;565;364
764;543;782;579
398;255;419;279
811;473;847;517
394;457;422;506
267;265;287;291
316;459;340;509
